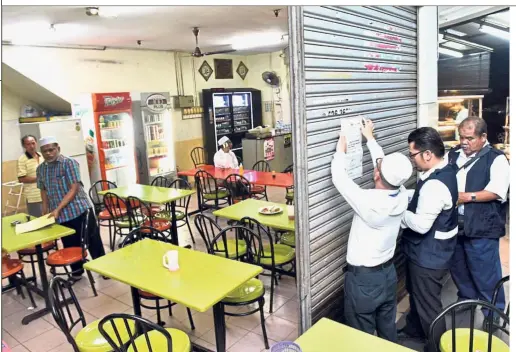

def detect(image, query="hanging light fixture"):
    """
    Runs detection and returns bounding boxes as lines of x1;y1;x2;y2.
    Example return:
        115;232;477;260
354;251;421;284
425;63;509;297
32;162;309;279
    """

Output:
438;46;463;58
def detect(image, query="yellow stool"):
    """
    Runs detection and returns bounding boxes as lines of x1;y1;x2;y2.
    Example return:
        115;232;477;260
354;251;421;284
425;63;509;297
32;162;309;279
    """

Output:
440;328;509;352
75;318;136;352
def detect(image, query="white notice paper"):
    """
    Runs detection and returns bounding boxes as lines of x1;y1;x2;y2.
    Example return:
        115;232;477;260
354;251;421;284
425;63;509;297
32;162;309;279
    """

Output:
341;118;364;179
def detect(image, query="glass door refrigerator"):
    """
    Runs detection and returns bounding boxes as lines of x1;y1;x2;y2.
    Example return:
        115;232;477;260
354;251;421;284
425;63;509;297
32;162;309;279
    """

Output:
72;92;138;187
132;92;175;185
201;88;262;164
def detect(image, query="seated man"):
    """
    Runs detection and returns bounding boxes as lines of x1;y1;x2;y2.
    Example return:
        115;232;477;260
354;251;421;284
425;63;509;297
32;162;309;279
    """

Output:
332;118;413;342
214;136;239;169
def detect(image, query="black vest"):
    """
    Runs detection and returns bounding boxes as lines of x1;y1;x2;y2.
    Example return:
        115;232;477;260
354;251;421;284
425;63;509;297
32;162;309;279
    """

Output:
403;164;459;270
448;146;507;238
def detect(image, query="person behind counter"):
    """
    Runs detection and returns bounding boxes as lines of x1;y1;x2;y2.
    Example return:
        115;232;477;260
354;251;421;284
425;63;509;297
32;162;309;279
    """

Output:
17;135;44;217
214;136;239;169
331;118;413;343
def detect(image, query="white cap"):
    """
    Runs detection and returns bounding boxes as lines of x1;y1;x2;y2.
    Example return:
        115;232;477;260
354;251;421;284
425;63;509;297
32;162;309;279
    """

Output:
380;152;413;187
218;136;230;146
39;136;58;147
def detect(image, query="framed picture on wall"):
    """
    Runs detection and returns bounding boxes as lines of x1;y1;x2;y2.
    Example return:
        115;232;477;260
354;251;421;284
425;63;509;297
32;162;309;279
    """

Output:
214;59;233;79
199;60;213;82
236;61;248;80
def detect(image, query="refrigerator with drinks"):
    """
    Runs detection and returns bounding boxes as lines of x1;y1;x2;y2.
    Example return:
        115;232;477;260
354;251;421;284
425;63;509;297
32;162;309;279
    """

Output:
72;92;138;187
131;92;176;185
19;117;92;190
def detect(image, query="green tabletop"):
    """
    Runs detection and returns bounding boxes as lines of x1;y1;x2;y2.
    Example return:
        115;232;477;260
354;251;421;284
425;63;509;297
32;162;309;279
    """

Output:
213;199;295;232
84;238;263;312
98;184;196;204
296;318;415;351
2;213;75;253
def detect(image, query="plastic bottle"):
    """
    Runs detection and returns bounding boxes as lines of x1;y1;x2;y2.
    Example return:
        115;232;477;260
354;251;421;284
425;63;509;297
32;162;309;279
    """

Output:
239;163;244;175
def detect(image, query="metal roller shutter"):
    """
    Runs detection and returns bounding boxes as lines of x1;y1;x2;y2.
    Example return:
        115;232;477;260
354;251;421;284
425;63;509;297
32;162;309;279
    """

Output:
300;5;418;323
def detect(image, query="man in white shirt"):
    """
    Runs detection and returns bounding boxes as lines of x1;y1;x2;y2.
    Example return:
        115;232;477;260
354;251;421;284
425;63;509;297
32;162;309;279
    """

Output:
398;127;459;351
446;117;509;319
214;136;239;169
332;119;413;342
454;104;469;140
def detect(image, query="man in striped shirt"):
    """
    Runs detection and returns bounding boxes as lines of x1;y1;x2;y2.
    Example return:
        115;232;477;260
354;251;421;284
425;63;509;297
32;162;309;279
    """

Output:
37;136;106;281
17;135;44;217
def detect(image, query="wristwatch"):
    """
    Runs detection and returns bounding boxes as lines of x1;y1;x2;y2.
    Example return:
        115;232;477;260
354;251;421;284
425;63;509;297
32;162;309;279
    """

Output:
471;193;477;202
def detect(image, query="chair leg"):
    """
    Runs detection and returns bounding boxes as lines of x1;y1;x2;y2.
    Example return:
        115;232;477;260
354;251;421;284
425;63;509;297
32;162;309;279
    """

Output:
264;191;269;201
270;271;275;314
259;298;269;349
86;269;98;297
186;308;196;330
19;270;36;308
185;218;196;244
13;275;26;300
29;254;38;287
156;300;164;326
168;301;173;316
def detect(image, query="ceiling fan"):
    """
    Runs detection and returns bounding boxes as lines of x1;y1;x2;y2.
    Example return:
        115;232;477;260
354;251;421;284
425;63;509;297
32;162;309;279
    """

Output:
191;27;236;57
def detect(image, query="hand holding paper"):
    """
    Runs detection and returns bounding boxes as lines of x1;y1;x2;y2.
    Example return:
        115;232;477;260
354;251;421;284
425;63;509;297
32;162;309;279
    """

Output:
360;117;375;141
336;134;347;153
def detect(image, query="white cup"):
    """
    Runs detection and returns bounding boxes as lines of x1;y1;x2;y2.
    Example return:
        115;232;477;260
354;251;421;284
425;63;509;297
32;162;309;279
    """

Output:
162;250;179;272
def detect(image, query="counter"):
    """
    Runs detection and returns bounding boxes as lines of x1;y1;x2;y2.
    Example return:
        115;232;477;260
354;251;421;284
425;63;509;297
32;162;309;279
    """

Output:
242;132;293;172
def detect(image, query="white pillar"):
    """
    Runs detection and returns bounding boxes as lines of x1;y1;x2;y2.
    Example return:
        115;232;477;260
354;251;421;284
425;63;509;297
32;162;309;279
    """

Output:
417;6;439;128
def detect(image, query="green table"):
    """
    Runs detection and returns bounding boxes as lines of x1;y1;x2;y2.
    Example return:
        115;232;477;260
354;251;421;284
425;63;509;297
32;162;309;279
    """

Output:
85;238;262;352
213;199;295;232
98;184;196;244
296;318;415;351
2;213;75;325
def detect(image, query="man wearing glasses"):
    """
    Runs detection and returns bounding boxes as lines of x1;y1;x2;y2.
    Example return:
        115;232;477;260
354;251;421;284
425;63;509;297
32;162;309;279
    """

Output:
446;117;509;323
397;127;458;351
331;118;413;342
36;136;106;282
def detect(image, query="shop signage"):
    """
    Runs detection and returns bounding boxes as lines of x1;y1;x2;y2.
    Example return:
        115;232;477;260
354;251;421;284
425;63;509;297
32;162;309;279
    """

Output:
146;93;168;113
364;30;403;43
264;138;275;161
321;107;353;117
364;64;400;72
365;41;401;51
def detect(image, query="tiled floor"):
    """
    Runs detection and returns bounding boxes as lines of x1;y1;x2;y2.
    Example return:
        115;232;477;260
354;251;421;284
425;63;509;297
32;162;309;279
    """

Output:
2;185;510;352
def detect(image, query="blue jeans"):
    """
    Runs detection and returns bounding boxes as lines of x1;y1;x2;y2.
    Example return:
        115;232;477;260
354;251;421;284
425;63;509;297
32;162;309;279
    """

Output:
343;263;397;342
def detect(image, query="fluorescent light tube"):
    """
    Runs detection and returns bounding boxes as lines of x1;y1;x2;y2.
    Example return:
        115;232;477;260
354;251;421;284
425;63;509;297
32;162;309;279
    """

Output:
438;47;463;58
479;24;510;40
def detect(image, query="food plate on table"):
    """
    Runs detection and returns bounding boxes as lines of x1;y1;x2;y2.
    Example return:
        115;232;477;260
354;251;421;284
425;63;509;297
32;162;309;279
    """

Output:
259;205;283;215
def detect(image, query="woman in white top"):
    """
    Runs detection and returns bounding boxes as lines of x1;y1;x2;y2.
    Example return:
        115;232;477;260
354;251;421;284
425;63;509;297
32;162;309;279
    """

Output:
214;136;239;169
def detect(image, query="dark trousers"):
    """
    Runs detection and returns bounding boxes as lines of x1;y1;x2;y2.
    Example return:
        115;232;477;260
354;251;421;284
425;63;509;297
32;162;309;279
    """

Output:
405;261;447;351
344;263;397;342
450;236;505;316
60;210;106;275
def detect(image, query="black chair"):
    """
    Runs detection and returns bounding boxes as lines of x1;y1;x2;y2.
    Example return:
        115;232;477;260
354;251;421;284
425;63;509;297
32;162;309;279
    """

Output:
98;313;191;352
484;275;510;333
194;214;247;259
208;226;269;349
121;227;195;330
223;174;252;205
194;213;222;252
251;160;270;200
48;277;125;351
239;217;296;313
195;170;229;212
46;208;97;296
283;164;294;205
103;192;131;250
89;180;120;252
429;299;510;352
169;178;196;243
191;147;206;168
151;176;170;188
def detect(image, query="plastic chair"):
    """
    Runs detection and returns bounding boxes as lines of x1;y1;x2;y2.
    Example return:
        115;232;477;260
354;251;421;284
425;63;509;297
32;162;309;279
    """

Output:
194;214;247;259
48;277;135;352
98;313;191;352
208;225;269;350
251;160;270;200
2;255;36;308
169;178;196;244
120;227;195;330
190;147;206;168
17;240;57;287
283;164;294;205
2;181;24;216
195;170;229;212
240;217;295;313
89;180;122;253
46;208;97;296
429;299;510;352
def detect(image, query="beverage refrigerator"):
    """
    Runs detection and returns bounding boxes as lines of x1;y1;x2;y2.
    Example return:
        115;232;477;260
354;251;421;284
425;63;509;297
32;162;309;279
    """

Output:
131;92;176;185
201;88;262;164
72;92;138;187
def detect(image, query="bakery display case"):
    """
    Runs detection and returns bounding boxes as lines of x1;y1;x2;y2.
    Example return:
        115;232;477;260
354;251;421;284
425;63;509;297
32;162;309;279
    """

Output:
437;95;484;149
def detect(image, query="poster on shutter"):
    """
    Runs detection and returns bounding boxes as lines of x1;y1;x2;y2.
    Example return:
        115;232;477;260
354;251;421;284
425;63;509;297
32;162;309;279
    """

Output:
341;118;363;179
264;138;275;161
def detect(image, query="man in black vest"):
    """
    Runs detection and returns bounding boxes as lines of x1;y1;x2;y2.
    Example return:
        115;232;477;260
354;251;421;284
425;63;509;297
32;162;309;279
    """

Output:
397;127;459;351
447;117;509;318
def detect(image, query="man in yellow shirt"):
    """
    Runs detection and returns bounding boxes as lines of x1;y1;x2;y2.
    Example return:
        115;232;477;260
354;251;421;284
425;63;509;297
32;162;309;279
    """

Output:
17;135;44;217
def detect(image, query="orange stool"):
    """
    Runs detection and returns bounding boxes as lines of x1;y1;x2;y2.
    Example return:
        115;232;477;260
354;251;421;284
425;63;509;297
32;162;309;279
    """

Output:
2;258;36;308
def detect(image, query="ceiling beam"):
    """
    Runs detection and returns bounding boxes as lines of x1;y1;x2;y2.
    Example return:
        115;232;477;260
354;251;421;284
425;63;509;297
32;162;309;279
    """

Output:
442;32;494;52
439;6;509;30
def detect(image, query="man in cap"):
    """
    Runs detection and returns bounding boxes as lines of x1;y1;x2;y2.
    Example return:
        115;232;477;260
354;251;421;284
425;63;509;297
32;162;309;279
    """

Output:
398;127;459;351
331;118;413;342
214;136;239;169
17;135;44;217
36;136;106;281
